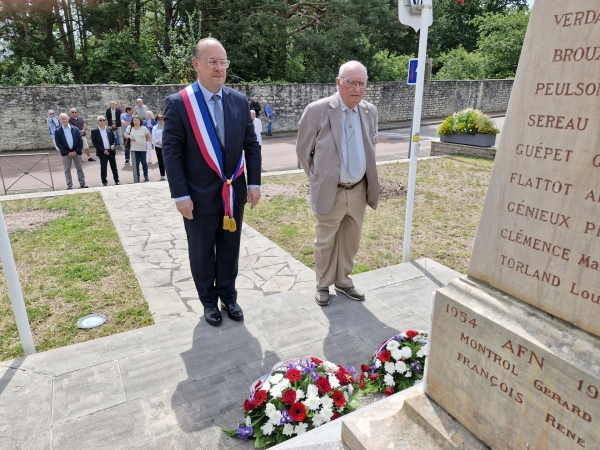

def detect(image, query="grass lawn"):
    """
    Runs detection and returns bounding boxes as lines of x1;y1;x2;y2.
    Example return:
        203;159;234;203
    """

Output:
0;193;153;361
246;156;493;275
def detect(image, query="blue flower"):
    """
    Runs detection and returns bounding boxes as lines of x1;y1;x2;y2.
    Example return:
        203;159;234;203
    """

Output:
410;361;422;373
280;410;293;424
236;425;253;440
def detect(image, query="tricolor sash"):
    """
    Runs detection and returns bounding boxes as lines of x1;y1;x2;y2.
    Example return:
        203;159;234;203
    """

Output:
180;82;245;232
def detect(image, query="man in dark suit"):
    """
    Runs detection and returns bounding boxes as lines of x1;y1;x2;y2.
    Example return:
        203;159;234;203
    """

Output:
91;115;120;186
163;37;261;327
105;101;123;147
55;112;87;190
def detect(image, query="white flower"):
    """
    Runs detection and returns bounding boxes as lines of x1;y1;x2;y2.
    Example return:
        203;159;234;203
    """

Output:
347;384;354;395
295;388;305;400
304;396;321;411
391;348;403;361
269;373;284;384
245;416;252;427
320;395;334;410
261;422;274;436
269;411;282;425
325;362;338;372
306;384;319;398
384;361;396;374
270;384;283;399
386;340;400;350
400;347;413;359
384;374;395;387
261;381;271;393
414;379;423;385
282;423;295;436
374;359;381;369
328;375;340;389
405;370;412;378
295;423;308;435
395;361;407;374
320;406;334;421
416;349;425;358
278;378;291;390
312;412;326;427
400;332;407;339
343;391;349;401
265;403;277;418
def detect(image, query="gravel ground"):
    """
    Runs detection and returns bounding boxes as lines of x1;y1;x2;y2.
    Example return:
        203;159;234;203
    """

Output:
3;210;68;233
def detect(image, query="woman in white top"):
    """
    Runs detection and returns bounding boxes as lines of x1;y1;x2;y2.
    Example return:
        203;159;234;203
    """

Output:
124;115;151;182
151;114;166;181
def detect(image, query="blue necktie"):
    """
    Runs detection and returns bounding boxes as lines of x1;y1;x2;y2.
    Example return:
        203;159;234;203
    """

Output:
211;94;225;144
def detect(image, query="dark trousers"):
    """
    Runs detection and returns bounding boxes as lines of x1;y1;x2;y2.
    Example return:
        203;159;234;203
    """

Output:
184;206;244;308
99;151;119;184
132;151;148;181
155;146;165;176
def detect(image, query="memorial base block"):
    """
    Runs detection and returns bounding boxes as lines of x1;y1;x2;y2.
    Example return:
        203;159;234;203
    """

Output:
426;277;600;450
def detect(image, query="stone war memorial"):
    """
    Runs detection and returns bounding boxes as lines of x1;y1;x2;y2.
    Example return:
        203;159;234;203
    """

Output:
425;0;600;448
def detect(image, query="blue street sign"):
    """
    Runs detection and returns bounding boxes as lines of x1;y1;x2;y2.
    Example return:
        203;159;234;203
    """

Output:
407;58;418;84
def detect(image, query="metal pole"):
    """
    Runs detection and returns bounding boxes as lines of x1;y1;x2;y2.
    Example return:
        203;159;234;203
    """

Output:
0;203;35;355
402;2;431;263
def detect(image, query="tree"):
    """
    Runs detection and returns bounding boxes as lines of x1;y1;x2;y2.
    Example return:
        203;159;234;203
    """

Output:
370;50;412;82
434;46;485;80
472;8;529;78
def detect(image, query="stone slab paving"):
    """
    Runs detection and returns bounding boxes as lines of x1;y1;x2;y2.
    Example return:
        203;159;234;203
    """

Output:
100;182;316;324
0;182;461;449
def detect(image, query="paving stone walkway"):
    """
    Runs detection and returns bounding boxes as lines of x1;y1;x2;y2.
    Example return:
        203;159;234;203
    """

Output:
0;182;461;450
101;182;316;324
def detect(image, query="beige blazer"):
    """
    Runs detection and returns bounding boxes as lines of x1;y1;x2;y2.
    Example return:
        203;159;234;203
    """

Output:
296;92;379;215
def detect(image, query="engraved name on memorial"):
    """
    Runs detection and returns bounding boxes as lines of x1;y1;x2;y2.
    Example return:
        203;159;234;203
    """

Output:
468;0;600;337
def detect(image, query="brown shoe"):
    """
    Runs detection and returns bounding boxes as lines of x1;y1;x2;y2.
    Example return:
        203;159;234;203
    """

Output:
315;288;330;306
334;285;365;301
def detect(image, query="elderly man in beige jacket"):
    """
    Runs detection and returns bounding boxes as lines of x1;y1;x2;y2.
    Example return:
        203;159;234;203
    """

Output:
296;61;379;306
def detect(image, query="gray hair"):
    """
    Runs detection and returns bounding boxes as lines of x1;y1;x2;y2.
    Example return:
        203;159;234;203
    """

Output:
97;115;106;121
145;111;155;119
338;61;368;79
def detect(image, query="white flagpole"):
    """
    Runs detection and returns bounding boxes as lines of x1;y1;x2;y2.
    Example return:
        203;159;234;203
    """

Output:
0;203;35;355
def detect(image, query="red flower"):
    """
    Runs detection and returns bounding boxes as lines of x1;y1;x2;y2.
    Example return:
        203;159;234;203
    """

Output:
361;364;370;373
311;357;324;364
359;372;365;389
254;389;267;406
317;376;331;394
332;390;346;408
286;369;302;383
384;387;394;396
289;402;307;422
335;371;351;386
369;373;379;381
405;330;419;340
282;389;297;405
255;380;262;389
332;410;340;420
379;350;391;363
244;399;255;412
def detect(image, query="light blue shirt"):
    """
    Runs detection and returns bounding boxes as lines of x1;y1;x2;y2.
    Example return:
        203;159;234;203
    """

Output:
63;125;74;150
339;96;367;184
174;82;259;203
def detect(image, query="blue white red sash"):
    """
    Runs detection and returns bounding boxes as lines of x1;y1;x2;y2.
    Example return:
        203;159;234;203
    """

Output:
180;82;245;232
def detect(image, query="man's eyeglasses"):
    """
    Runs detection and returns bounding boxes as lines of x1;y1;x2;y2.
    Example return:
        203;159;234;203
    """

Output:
98;119;106;121
157;118;164;121
200;58;230;68
341;77;367;89
70;111;77;114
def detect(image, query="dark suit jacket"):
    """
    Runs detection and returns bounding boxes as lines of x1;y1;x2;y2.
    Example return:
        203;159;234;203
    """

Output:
162;85;261;214
91;127;116;157
55;126;84;156
106;108;122;128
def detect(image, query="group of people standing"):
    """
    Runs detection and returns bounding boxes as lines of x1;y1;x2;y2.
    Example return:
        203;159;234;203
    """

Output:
46;98;167;188
161;37;378;328
249;96;274;137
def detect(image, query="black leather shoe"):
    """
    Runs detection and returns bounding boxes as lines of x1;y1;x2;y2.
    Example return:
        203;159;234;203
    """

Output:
221;302;244;321
204;307;222;326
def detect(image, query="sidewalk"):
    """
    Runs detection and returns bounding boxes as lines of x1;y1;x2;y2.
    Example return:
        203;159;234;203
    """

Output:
0;182;461;449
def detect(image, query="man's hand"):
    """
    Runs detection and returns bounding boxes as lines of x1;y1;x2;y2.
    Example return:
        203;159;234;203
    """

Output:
104;150;109;155
248;188;261;210
68;151;76;158
176;199;194;220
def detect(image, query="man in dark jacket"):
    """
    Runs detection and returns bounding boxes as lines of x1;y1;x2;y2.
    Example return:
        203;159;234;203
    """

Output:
105;101;123;147
54;113;87;189
91;115;120;186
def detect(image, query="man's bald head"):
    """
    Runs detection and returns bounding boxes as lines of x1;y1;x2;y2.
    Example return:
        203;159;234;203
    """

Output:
194;37;226;58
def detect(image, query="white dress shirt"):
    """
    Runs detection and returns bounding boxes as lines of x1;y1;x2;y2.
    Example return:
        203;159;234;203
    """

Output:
99;127;110;149
338;97;367;184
